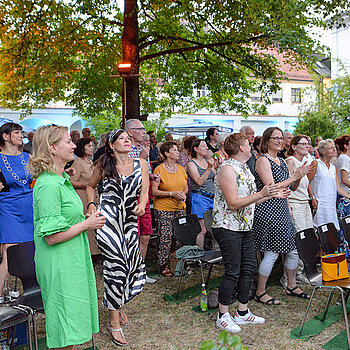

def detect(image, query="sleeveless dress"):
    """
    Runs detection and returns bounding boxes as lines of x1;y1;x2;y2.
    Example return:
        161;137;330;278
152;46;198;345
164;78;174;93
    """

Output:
0;152;34;243
311;159;339;230
96;158;146;310
252;155;296;253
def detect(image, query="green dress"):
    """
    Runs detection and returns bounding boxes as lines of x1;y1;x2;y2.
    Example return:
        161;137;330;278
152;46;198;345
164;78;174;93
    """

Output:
33;171;99;348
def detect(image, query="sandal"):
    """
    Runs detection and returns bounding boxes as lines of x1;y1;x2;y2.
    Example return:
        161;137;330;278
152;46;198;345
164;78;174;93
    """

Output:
107;324;128;347
255;292;281;305
286;286;310;299
119;309;129;326
161;267;173;277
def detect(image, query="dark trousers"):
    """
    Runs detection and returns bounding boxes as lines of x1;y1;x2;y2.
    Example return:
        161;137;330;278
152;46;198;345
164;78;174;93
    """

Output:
212;227;257;305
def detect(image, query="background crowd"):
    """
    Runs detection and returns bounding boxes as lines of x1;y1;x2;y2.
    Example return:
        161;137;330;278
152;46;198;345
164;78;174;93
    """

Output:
1;121;350;347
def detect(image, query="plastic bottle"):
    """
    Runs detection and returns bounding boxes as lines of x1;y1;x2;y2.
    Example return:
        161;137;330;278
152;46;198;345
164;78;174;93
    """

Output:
3;277;10;304
200;283;208;312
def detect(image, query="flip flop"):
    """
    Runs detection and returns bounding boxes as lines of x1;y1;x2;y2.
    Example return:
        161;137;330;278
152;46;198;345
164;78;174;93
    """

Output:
119;309;129;326
255;292;281;305
286;286;310;299
107;324;128;347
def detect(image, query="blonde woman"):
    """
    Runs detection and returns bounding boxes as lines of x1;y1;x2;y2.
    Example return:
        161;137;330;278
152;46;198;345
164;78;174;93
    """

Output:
29;125;105;350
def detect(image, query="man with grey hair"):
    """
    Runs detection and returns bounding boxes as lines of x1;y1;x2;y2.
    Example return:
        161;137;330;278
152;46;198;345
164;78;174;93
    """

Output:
125;118;159;283
240;125;256;173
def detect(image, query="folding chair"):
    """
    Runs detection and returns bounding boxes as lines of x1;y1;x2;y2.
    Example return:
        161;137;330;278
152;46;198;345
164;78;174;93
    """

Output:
0;306;31;350
341;215;350;244
296;228;350;348
7;242;43;350
317;222;341;254
172;214;222;292
203;210;220;251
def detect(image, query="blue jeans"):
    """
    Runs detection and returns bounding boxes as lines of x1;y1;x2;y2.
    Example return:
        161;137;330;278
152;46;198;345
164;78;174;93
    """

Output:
212;227;257;305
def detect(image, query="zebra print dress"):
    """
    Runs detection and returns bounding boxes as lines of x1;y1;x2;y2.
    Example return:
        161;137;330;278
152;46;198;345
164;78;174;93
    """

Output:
96;158;146;310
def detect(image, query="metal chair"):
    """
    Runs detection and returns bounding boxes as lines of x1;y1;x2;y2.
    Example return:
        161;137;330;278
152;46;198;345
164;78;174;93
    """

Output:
7;242;43;350
340;215;350;244
317;222;341;254
172;214;222;292
296;227;350;348
203;210;220;251
0;306;31;350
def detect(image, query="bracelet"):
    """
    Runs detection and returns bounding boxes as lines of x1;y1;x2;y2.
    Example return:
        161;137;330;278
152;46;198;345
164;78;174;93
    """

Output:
87;201;97;209
169;192;172;197
310;196;316;200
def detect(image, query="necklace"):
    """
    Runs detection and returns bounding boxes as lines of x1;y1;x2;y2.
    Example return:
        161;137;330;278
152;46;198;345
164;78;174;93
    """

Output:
164;162;177;173
266;153;279;161
1;153;29;185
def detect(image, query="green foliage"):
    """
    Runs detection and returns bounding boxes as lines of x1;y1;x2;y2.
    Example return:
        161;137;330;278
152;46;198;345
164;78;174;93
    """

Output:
251;103;269;115
200;330;247;350
294;73;350;144
82;110;122;137
0;0;348;122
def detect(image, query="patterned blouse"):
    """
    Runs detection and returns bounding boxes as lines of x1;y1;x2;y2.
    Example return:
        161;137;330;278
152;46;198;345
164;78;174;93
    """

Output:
212;158;257;231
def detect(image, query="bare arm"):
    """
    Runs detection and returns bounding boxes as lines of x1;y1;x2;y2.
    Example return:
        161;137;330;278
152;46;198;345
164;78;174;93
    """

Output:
336;169;350;198
86;166;103;214
341;169;350;188
44;212;106;245
187;159;215;186
151;169;187;202
307;160;318;183
256;156;305;190
133;159;149;216
218;165;280;211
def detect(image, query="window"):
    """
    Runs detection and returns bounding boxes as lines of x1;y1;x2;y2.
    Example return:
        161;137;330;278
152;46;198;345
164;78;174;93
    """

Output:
251;92;262;102
196;87;207;97
291;88;301;103
272;89;283;103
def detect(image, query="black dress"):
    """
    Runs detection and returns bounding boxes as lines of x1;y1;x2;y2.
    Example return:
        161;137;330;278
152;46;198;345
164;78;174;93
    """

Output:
251;155;296;253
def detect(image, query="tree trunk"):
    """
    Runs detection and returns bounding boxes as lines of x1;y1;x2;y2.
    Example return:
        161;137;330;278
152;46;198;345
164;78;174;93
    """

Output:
122;0;141;122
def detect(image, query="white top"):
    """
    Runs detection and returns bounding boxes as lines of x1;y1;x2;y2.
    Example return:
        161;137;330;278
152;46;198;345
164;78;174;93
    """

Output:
335;153;350;195
310;159;339;230
286;156;309;202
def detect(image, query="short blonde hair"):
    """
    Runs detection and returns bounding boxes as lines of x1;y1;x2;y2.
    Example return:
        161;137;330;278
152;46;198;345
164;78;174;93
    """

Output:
317;139;334;157
29;125;68;179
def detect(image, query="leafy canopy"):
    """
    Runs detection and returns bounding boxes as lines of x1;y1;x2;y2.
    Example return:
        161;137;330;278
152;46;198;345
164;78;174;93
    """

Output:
0;0;348;122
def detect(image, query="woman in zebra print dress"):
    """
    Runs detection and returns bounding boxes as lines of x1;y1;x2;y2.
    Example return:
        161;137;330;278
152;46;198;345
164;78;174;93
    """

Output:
87;129;148;346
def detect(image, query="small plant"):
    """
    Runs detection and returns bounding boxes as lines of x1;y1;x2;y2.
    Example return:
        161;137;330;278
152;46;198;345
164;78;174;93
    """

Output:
200;330;247;350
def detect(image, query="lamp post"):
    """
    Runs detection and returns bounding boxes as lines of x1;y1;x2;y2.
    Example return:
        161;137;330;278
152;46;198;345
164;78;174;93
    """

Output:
116;62;132;128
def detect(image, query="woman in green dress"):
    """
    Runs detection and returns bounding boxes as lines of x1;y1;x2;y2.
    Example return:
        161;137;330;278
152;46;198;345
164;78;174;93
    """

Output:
29;125;106;350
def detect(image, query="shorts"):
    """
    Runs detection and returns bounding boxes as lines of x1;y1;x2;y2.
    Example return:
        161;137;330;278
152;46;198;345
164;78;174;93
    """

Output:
190;192;214;219
138;200;153;236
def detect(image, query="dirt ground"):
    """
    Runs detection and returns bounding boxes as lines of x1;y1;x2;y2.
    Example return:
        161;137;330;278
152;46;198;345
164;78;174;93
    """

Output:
27;253;347;350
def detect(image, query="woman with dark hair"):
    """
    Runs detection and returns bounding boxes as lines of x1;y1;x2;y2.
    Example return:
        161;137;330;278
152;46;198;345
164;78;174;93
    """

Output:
70;137;100;259
0;122;34;302
205;127;219;157
152;141;188;276
187;139;216;248
252;127;311;305
86;129;148;347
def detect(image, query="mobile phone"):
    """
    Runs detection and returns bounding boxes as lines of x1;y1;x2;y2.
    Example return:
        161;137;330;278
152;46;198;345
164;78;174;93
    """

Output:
0;171;10;192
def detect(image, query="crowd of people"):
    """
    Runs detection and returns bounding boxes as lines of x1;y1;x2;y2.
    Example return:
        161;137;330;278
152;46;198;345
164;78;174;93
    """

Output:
2;120;350;348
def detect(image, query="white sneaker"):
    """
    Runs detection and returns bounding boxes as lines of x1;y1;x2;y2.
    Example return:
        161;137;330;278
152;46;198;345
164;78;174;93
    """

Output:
280;275;288;289
296;274;310;284
145;275;157;284
234;309;265;325
216;312;241;333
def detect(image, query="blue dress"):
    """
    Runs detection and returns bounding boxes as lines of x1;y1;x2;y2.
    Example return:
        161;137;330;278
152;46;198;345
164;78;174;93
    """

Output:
0;152;34;243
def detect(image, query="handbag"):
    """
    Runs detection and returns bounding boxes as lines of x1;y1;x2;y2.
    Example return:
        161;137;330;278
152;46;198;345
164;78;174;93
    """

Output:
321;253;349;281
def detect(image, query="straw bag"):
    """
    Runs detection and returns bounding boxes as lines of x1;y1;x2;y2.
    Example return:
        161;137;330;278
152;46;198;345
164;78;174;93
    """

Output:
321;253;349;281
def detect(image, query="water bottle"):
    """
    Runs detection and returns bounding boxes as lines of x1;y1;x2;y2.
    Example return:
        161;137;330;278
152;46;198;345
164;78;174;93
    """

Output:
3;277;10;304
200;283;208;312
